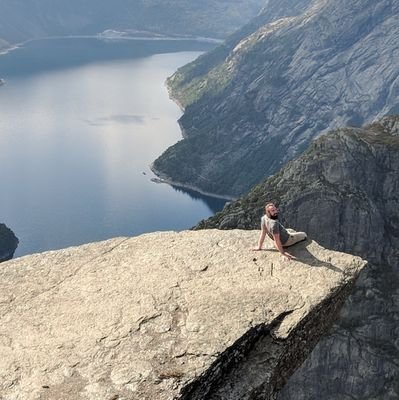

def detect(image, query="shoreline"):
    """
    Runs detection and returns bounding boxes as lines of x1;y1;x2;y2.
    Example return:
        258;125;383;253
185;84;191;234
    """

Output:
0;31;223;57
150;164;235;201
2;32;230;203
96;29;223;44
166;80;185;112
156;74;233;200
0;43;19;56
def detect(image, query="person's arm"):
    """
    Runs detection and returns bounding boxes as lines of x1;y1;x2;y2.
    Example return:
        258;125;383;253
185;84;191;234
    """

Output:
273;233;295;260
253;221;268;250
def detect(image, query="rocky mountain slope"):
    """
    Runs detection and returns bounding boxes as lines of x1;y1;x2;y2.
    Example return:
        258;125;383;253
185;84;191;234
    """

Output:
153;0;399;197
0;223;18;262
0;230;365;399
0;0;265;45
196;116;399;399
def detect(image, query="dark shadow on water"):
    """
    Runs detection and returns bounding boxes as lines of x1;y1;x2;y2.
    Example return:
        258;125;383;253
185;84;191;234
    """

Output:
171;184;228;214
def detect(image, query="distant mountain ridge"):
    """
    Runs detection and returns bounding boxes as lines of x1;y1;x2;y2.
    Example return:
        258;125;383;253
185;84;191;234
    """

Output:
0;0;265;45
153;0;399;197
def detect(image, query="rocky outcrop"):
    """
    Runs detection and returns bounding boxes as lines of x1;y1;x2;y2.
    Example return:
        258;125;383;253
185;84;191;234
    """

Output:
153;0;399;197
0;223;18;262
0;230;365;400
196;117;399;399
195;117;399;264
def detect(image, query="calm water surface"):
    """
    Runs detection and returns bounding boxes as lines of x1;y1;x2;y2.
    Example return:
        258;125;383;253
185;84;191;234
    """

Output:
0;38;225;257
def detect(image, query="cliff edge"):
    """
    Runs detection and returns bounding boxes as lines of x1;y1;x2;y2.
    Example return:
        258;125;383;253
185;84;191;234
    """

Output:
195;116;399;265
0;230;365;399
195;116;399;399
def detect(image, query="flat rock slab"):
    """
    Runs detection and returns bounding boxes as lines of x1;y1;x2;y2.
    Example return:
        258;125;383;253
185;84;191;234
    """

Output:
0;230;366;399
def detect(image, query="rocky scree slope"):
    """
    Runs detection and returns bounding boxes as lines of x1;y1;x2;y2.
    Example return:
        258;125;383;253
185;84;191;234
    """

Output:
196;116;399;399
0;230;365;400
153;0;399;197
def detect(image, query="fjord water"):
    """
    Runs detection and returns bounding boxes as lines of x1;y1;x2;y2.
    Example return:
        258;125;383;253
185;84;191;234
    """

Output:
0;38;225;257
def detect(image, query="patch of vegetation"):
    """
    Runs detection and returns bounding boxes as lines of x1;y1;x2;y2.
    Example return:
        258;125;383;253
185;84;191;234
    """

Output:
361;131;399;148
169;62;234;108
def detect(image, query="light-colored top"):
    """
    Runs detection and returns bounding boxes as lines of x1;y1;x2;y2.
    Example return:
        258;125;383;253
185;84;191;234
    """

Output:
261;215;289;244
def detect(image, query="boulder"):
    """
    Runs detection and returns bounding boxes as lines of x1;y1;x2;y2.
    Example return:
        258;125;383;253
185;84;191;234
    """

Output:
0;223;18;262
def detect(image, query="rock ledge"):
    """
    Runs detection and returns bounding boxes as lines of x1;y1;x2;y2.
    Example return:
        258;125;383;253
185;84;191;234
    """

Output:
0;230;365;399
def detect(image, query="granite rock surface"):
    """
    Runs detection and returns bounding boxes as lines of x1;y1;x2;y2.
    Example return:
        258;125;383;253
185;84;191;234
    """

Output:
0;230;365;400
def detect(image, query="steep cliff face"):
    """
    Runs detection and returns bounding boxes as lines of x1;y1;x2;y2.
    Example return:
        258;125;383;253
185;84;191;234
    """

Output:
0;223;18;262
197;116;399;264
196;116;399;399
160;0;313;106
0;0;265;43
0;230;365;399
153;0;399;197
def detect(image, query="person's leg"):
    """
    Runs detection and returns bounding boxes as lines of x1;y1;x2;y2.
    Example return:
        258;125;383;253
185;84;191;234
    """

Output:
283;230;307;247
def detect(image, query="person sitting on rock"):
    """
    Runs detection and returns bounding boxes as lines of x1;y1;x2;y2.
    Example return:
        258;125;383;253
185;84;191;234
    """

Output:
254;202;307;261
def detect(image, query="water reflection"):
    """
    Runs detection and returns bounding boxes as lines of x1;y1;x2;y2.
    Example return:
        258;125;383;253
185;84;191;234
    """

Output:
170;185;228;215
0;38;223;257
84;114;146;126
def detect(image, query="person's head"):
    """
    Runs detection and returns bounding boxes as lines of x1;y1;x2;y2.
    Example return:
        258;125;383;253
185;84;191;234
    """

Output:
265;202;279;220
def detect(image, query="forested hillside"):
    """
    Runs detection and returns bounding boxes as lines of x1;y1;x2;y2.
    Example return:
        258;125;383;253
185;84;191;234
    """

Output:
0;0;265;44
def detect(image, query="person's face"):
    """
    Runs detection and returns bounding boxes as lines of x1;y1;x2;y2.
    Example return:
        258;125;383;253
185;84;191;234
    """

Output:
267;205;279;218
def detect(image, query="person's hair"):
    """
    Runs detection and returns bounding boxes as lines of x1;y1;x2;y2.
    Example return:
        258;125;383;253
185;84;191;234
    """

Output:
265;202;275;215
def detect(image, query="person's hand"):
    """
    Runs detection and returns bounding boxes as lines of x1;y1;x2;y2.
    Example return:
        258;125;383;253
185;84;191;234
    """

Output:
281;252;296;261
